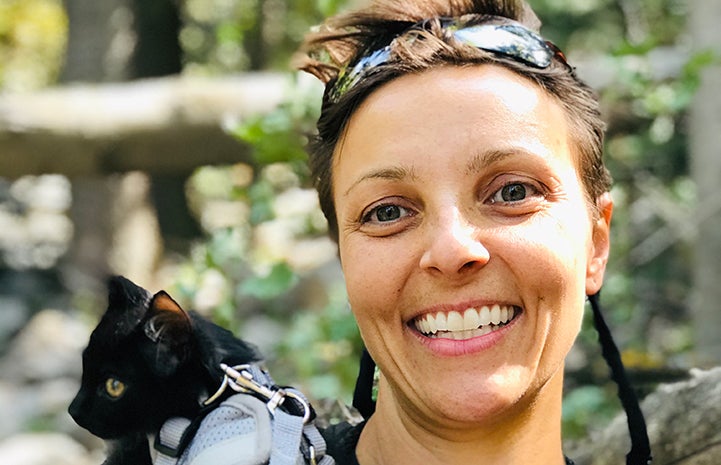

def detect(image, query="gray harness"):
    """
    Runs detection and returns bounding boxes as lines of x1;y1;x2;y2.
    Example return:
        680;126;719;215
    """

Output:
153;364;334;465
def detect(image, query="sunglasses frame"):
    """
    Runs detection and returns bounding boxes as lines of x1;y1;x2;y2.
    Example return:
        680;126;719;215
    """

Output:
328;17;568;103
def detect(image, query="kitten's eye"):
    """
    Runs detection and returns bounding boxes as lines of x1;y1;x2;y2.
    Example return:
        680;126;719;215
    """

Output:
105;378;126;398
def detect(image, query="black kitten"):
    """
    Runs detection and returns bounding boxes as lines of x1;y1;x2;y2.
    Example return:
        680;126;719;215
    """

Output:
69;276;261;465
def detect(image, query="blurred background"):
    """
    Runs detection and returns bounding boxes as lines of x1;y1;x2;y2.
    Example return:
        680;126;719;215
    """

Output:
0;0;719;463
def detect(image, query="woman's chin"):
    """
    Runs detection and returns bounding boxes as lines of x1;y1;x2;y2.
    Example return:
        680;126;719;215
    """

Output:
411;368;531;426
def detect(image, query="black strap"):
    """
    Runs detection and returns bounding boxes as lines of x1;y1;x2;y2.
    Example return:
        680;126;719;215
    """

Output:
589;292;652;465
352;348;376;419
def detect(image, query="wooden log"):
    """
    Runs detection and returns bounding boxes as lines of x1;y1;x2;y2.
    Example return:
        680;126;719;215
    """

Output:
566;367;721;465
0;73;291;178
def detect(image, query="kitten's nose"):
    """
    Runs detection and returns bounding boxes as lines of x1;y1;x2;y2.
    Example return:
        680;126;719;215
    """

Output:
68;392;86;425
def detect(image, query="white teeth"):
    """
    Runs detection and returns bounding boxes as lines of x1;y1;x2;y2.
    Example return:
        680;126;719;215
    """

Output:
428;315;437;334
436;313;447;331
490;304;501;325
414;305;519;339
479;306;491;326
447;311;463;331
418;317;428;334
463;308;480;328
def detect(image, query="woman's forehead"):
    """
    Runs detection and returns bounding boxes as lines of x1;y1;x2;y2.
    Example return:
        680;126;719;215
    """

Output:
338;66;567;152
332;65;584;181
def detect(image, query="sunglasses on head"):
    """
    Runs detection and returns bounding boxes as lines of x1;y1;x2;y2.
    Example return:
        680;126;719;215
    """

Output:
328;16;570;104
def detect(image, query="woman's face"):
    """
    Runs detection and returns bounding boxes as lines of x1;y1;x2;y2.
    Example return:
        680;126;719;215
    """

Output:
333;65;612;426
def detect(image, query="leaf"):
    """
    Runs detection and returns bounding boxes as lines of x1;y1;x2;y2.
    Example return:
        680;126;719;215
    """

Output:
680;49;718;91
247;181;275;225
229;105;309;166
238;262;298;299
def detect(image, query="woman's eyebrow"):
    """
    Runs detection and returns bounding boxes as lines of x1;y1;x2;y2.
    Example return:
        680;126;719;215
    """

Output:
343;165;416;196
465;148;540;175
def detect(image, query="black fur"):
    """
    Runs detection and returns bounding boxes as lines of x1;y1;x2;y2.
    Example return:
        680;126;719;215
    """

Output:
69;276;261;465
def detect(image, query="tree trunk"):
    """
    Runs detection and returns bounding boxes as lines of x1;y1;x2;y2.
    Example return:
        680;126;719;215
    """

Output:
131;0;182;78
59;0;181;289
61;0;135;82
689;1;721;367
566;367;721;465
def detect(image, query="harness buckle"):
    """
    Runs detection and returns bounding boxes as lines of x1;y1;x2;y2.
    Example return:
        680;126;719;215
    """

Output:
204;363;311;424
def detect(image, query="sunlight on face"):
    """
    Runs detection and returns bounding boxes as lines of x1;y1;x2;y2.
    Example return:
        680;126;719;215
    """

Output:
333;65;611;428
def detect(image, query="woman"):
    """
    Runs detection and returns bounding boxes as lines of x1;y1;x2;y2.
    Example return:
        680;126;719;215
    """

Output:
297;1;650;464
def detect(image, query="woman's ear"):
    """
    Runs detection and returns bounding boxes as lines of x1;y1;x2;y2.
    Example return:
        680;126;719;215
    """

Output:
586;192;613;295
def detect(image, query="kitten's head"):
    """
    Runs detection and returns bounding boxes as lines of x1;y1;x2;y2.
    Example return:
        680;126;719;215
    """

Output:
68;276;196;438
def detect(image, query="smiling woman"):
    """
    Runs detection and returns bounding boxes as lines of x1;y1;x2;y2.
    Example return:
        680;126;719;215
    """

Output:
296;1;650;465
335;65;602;458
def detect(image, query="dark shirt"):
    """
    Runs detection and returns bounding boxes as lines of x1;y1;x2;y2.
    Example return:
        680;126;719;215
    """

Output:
322;421;365;465
321;421;576;465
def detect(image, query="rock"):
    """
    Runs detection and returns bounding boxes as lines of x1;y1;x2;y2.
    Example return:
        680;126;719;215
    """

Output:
0;432;99;465
0;378;83;440
567;367;721;465
0;308;90;382
0;295;28;349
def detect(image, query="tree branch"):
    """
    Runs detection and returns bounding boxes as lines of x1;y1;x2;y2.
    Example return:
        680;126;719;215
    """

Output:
0;73;291;178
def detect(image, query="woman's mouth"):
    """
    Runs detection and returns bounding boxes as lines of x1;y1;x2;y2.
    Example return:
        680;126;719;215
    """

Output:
412;305;521;340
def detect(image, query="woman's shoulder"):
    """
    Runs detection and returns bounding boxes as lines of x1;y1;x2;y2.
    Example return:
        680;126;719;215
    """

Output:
320;420;366;465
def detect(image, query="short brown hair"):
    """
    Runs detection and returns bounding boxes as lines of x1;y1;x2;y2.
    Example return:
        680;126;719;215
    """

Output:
297;0;611;242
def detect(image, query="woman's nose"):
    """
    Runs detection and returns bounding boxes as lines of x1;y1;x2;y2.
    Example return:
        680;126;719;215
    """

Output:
419;208;490;276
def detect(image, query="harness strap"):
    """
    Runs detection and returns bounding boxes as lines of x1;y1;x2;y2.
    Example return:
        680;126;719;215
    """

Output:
153;363;334;465
155;417;193;464
302;423;326;458
270;408;304;465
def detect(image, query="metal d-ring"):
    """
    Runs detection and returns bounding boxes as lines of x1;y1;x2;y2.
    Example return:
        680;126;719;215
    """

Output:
203;373;229;406
284;389;312;424
204;363;311;424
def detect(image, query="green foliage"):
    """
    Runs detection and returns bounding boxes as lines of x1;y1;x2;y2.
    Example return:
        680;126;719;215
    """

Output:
239;262;298;300
562;385;618;439
172;75;360;401
275;285;361;402
230;79;319;170
0;0;67;90
181;0;350;73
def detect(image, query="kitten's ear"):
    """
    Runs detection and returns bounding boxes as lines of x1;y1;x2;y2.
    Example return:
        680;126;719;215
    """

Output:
106;275;152;334
148;291;188;320
108;275;152;308
142;291;192;377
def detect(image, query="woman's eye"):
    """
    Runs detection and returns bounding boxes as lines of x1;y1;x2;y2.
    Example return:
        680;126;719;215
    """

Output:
104;377;127;399
501;183;527;202
376;205;403;222
363;203;410;224
490;181;540;204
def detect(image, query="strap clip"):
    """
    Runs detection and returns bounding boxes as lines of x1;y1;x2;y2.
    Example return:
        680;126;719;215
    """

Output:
204;363;311;424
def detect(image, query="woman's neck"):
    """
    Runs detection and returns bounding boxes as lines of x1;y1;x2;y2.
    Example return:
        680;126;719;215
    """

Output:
356;371;567;465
